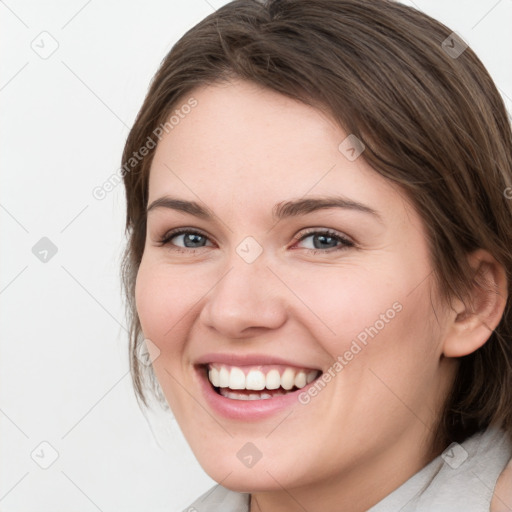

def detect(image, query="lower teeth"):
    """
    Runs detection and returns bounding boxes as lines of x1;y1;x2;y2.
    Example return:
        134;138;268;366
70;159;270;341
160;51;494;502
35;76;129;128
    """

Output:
218;388;289;400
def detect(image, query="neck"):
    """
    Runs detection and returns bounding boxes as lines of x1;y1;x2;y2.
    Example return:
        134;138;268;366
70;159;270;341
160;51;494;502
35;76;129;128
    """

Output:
249;424;444;512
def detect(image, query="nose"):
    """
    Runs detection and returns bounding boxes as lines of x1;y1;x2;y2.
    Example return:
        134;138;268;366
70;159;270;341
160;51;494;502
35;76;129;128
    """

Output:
199;254;288;338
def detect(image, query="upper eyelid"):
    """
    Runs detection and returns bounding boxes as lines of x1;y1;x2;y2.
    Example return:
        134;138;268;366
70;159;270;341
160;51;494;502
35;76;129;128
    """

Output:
296;228;352;242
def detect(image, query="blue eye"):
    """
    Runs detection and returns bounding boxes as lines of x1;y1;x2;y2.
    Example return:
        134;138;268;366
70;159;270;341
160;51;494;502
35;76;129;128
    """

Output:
158;229;212;250
295;229;353;252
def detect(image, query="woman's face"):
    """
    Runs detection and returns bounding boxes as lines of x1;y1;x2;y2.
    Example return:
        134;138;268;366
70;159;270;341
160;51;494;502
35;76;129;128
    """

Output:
135;80;457;501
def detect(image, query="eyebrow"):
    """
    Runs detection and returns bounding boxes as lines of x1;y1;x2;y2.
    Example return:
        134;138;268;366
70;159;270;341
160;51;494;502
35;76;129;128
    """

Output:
146;195;381;221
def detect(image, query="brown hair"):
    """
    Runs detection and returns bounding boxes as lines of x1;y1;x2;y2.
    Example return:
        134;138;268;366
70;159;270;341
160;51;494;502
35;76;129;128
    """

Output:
120;0;512;448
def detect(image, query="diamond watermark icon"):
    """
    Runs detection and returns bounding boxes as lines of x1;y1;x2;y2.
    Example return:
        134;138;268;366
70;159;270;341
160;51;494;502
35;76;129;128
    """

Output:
31;441;59;469
32;237;58;263
30;31;59;60
441;32;468;59
236;442;263;468
441;442;468;469
338;134;365;161
136;338;161;367
236;236;263;264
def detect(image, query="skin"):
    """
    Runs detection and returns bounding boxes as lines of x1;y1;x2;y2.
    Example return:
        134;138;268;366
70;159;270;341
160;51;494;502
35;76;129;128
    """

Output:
135;79;508;512
491;458;512;511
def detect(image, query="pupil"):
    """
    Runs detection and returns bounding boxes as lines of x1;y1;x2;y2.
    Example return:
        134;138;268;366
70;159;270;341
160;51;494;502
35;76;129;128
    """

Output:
314;234;337;249
185;233;205;248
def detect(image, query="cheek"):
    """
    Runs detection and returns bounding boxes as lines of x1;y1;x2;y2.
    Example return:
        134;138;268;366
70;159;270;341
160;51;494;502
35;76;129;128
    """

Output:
293;265;439;439
134;261;197;411
288;260;438;375
283;263;404;342
134;261;188;354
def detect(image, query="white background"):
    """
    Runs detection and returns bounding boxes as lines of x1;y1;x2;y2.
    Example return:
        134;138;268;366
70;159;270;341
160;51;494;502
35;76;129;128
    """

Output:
1;1;511;510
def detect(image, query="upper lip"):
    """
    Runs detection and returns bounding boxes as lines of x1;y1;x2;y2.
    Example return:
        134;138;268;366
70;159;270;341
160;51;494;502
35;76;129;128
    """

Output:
194;352;322;371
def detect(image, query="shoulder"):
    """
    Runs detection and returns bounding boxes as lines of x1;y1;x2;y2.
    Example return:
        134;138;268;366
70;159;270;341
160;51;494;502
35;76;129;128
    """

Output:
491;457;512;512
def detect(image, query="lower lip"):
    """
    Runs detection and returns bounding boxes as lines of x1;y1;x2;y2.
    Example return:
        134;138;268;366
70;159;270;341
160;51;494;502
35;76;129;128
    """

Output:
196;366;321;420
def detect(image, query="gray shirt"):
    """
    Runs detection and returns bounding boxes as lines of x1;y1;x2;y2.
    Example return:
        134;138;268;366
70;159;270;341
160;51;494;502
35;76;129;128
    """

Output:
183;426;512;512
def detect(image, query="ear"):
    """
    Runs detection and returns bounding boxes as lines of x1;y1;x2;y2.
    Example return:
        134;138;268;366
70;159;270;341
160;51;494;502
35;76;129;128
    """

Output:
443;249;508;358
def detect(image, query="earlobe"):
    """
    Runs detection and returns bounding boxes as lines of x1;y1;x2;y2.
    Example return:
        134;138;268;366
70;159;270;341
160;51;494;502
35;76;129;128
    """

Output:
442;249;508;358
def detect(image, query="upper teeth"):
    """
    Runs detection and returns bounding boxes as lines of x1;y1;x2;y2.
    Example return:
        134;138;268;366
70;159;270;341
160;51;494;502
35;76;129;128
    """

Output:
207;364;319;391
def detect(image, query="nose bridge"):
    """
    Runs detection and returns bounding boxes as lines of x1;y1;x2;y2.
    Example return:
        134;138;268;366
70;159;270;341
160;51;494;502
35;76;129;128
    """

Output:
200;240;287;336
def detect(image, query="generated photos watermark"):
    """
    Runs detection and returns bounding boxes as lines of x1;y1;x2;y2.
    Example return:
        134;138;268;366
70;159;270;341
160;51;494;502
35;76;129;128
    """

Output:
92;97;198;201
298;301;403;404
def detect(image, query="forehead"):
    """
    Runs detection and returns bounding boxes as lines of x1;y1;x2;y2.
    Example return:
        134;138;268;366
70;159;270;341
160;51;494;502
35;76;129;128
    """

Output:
147;80;407;220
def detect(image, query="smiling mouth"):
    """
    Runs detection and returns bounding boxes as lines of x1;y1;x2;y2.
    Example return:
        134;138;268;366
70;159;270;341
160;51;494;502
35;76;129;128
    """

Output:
203;363;322;401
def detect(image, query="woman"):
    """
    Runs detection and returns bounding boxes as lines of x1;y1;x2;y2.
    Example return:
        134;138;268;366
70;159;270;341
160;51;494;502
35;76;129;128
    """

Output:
120;0;512;510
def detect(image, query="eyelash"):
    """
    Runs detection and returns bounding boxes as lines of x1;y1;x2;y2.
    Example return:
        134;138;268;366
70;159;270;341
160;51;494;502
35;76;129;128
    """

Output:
156;227;354;254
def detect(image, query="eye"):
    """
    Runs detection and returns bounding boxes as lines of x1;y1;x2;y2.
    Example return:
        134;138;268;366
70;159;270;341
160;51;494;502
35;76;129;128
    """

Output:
157;228;214;251
294;228;354;252
156;227;354;254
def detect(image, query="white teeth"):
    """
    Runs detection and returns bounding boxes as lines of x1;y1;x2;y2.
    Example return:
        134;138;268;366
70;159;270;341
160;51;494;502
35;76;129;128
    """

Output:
220;389;277;400
265;369;281;390
281;368;295;390
294;371;307;389
306;370;317;384
208;367;220;387
219;366;230;387
245;369;266;390
229;367;246;389
208;364;321;393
